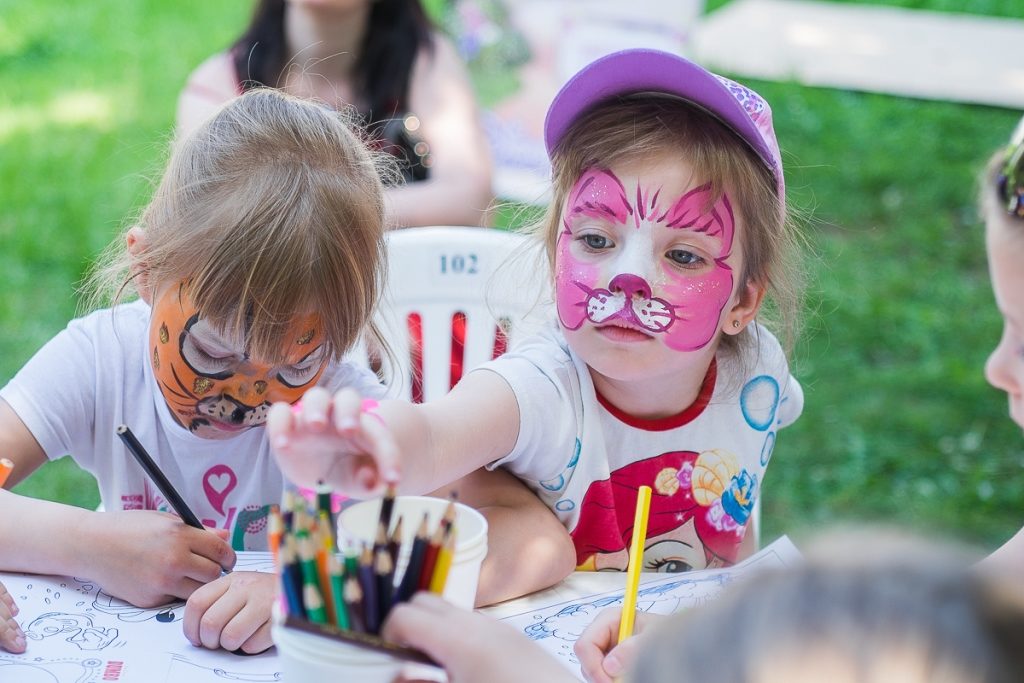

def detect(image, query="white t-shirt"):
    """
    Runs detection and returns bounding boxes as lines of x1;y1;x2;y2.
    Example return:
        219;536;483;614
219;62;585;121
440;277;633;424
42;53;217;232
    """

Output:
1;300;384;550
483;323;802;570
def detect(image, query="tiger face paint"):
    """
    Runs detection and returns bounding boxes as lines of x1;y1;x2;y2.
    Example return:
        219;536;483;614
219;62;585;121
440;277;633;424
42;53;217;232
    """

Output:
149;281;328;439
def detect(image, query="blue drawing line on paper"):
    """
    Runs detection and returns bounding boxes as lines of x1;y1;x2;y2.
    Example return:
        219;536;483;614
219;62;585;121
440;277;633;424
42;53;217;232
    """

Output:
498;545;793;673
166;654;282;682
24;613;122;650
0;655;104;683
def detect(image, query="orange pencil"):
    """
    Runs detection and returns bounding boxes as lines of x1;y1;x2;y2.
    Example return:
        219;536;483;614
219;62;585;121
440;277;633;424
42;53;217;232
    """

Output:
0;458;14;489
268;505;283;565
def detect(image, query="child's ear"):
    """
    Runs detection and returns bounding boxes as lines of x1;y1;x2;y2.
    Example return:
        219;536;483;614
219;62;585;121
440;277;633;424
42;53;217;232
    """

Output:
723;280;765;336
126;227;153;305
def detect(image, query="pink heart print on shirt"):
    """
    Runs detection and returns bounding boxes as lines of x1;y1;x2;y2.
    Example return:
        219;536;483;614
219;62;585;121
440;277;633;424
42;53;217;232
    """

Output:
556;169;736;352
203;464;238;515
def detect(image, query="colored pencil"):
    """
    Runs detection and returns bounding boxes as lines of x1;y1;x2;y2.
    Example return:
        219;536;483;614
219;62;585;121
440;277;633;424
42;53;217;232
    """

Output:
357;544;380;634
116;424;203;530
343;574;366;634
417;521;445;592
278;542;304;617
395;513;429;604
328;554;350;630
387;515;403;567
375;546;395;624
316;481;336;545
378;484;397;535
268;505;283;565
428;525;456;595
617;485;652;644
0;458;14;488
303;582;328;624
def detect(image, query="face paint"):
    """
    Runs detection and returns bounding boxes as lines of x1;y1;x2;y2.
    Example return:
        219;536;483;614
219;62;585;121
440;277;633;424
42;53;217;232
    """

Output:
149;281;328;439
555;168;736;352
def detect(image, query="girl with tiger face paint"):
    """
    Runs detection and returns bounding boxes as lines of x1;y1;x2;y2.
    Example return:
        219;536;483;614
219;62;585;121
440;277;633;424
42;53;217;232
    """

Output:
150;281;328;440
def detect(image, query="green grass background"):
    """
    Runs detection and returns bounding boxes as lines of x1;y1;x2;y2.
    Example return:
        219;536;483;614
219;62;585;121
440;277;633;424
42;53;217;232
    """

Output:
2;0;1023;553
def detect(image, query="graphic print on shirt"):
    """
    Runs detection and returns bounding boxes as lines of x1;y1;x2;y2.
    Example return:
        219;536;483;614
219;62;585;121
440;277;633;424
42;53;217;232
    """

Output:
571;450;757;571
149;280;327;438
124;465;271;550
555;169;736;352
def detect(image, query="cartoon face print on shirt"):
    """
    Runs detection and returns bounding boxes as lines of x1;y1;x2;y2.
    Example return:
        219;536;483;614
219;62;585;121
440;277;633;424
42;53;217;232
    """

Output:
555;165;737;352
149;280;328;439
571;450;757;571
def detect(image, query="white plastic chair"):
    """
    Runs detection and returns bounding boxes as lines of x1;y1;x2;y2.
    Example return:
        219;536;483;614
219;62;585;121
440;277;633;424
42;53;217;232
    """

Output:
365;226;552;403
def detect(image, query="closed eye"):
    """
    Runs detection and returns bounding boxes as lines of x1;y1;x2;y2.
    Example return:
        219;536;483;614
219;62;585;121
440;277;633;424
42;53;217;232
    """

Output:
277;346;327;388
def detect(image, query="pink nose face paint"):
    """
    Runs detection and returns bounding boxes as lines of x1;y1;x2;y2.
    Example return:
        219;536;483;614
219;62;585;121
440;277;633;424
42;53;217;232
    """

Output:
555;168;736;352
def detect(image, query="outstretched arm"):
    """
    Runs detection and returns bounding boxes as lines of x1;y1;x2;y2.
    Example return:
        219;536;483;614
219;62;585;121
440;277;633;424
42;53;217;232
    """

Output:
268;369;520;497
436;467;575;607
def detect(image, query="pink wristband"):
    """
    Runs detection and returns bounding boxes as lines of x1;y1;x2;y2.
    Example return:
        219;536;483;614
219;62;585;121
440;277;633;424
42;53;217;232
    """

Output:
360;398;385;425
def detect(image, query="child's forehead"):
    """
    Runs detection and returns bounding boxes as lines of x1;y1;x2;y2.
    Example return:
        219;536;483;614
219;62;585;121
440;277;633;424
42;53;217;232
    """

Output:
157;283;322;357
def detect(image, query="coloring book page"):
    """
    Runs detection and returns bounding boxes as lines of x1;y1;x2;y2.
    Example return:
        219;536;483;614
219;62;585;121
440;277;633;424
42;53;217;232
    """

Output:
0;552;281;683
482;536;801;679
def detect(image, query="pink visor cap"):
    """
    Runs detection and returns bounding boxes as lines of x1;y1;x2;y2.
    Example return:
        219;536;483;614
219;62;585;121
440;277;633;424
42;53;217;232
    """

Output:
544;49;785;200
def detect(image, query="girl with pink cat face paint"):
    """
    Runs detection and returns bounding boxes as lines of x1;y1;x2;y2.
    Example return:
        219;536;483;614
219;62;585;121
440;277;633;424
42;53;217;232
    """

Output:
272;50;805;601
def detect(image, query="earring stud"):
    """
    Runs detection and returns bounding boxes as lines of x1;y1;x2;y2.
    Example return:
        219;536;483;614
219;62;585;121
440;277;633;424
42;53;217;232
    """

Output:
732;320;741;329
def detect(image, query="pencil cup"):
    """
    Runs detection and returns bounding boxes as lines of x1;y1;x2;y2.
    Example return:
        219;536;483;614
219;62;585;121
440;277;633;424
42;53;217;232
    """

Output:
338;495;488;608
272;608;442;683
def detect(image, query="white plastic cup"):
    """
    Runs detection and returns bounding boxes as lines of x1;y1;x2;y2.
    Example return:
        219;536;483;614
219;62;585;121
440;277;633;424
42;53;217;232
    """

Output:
272;617;405;683
337;495;488;609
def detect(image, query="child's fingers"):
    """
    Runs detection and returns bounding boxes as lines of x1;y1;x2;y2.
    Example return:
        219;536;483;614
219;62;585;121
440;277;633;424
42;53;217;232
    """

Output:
236;620;273;655
218;601;271;652
189;528;237;573
296;387;332;430
0;583;17;615
359;408;401;484
0;593;26;654
183;578;232;647
574;608;622;683
266;401;297;449
331;388;363;432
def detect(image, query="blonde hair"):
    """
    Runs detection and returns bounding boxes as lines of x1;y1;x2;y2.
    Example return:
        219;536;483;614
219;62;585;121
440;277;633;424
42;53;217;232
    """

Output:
631;531;1024;683
535;95;803;360
87;88;394;364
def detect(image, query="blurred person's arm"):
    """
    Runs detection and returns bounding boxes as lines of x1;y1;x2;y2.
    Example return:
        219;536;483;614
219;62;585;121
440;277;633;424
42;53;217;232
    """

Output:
981;525;1024;570
388;35;494;228
176;53;239;139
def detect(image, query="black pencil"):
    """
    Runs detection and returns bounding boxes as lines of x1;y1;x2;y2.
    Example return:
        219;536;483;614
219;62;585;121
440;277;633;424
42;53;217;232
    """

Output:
116;424;204;529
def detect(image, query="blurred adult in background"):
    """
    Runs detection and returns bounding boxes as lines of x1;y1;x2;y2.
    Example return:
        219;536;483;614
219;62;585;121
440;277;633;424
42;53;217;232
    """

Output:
177;0;494;228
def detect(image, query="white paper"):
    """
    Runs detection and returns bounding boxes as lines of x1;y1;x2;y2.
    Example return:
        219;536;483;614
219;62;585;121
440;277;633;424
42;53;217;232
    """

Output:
0;552;281;683
482;536;802;679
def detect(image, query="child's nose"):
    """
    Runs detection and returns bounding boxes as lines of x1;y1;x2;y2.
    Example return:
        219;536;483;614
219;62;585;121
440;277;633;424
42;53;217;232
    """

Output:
608;273;652;299
985;340;1018;394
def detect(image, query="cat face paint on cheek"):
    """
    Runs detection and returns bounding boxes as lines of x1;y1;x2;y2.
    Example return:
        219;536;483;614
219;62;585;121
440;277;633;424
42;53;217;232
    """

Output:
555;169;629;331
555;169;737;352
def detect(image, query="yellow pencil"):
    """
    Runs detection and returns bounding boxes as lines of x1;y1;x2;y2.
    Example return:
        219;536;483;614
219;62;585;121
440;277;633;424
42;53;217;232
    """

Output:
427;526;456;595
617;485;652;644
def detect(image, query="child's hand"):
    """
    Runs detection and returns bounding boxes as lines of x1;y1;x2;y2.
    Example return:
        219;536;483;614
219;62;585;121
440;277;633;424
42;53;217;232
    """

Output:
383;592;576;683
574;607;663;683
267;387;400;496
0;581;26;653
183;571;275;654
83;510;236;607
